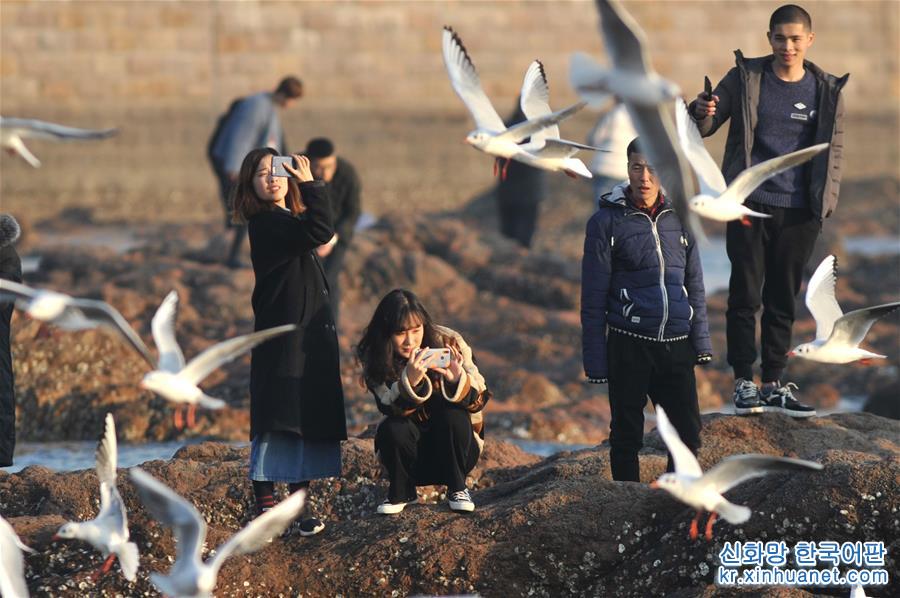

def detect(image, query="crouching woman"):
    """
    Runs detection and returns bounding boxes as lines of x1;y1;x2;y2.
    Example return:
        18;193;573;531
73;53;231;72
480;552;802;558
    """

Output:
356;289;490;515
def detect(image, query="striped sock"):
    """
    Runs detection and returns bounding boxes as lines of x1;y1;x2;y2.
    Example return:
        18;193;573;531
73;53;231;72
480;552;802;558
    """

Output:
253;481;275;515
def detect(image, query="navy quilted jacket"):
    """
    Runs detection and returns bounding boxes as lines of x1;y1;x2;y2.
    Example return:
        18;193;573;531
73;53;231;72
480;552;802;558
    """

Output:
581;184;711;379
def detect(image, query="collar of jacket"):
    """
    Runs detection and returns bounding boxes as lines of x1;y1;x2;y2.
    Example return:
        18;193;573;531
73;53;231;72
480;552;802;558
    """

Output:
733;49;848;87
600;182;671;215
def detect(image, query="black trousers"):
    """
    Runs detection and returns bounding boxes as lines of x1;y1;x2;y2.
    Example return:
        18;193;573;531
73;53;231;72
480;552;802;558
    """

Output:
726;203;820;383
607;331;701;482
213;164;248;266
374;406;480;503
321;242;348;326
497;196;539;249
0;302;14;466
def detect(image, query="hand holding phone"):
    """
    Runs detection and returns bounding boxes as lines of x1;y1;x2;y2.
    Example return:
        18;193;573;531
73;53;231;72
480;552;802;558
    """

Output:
272;156;294;178
272;154;314;182
418;347;452;369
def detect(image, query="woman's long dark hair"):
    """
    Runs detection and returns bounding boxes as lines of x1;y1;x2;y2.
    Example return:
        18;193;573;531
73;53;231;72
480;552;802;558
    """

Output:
231;147;304;223
356;289;442;387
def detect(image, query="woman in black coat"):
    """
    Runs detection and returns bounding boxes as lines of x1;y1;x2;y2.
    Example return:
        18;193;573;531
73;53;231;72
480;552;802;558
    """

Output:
232;147;347;537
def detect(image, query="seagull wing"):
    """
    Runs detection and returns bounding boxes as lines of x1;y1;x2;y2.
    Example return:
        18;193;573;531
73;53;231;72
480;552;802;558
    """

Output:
441;26;505;133
726;143;829;205
129;468;205;564
68;297;156;367
654;406;703;477
805;255;844;341
151;290;184;373
0;279;38;305
701;454;822;495
0;515;33;598
0;117;118;141
526;138;583;159
520;60;559;144
596;0;653;74
626;103;703;240
6;135;42;168
95;413;118;491
498;101;586;144
209;490;306;573
829;302;900;348
674;98;726;196
178;324;297;385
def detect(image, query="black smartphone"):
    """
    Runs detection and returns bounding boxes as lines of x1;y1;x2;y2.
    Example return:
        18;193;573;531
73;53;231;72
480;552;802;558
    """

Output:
272;156;294;178
704;76;713;100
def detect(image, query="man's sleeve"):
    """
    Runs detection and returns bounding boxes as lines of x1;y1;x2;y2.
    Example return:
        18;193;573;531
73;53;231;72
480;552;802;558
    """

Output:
581;214;613;379
335;164;362;243
690;67;739;138
824;89;846;218
222;97;267;174
684;233;712;356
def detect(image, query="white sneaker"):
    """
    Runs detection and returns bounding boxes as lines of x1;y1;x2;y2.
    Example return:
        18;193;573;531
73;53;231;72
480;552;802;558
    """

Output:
448;489;475;513
376;499;411;515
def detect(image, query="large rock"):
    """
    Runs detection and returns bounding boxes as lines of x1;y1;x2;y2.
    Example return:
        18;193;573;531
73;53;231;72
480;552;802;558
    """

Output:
3;413;897;597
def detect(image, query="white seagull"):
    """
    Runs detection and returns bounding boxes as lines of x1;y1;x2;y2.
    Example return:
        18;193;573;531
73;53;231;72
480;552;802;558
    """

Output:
0;279;155;366
650;406;823;540
850;585;868;598
1;116;117;168
675;100;829;224
0;515;34;598
129;467;306;598
53;414;139;582
570;0;701;239
790;255;900;364
442;26;587;180
141;290;295;429
517;60;611;179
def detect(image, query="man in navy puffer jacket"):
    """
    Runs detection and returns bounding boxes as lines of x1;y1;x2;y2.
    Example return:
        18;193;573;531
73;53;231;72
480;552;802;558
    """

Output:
581;138;712;482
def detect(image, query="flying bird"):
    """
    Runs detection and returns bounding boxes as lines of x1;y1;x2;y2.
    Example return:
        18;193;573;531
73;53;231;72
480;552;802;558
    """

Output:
442;26;587;180
674;100;829;224
790;255;900;364
0;515;34;598
650;406;822;540
570;0;702;239
141;290;296;429
0;279;155;366
53;414;139;582
129;467;306;598
517;60;611;179
1;116;117;168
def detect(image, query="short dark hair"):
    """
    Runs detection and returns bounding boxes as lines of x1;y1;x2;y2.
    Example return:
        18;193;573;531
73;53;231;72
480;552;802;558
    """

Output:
626;137;643;160
305;137;335;159
769;4;812;31
275;76;304;99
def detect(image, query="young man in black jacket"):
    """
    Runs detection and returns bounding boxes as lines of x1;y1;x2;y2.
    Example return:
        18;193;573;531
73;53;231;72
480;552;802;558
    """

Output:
691;4;848;418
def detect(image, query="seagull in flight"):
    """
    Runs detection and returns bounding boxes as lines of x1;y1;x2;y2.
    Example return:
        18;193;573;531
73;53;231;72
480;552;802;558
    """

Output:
790;255;900;364
53;414;139;582
674;100;829;224
517;60;611;179
442;26;587;180
570;0;702;239
1;515;35;598
129;467;306;598
0;279;155;366
650;406;822;540
1;116;117;168
141;290;295;429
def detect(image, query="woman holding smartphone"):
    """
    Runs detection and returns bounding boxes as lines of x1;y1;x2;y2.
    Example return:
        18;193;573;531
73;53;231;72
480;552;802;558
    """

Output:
356;289;490;515
232;148;347;536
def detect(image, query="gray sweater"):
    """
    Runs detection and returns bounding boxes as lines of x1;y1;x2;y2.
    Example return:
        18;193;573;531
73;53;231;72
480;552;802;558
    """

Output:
210;92;285;174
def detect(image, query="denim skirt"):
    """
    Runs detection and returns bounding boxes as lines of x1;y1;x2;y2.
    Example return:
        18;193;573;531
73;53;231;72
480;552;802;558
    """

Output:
249;431;342;483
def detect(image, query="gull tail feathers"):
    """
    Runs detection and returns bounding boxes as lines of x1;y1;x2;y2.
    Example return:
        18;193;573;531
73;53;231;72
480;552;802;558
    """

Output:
744;208;772;219
569;52;612;106
198;395;227;410
117;541;140;581
716;500;751;525
563;158;593;178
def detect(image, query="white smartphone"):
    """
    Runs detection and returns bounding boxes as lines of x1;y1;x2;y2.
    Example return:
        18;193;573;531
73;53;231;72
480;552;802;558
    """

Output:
418;347;452;368
271;156;294;178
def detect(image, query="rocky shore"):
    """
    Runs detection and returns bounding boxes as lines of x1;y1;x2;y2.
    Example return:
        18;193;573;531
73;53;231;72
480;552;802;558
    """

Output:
2;412;897;597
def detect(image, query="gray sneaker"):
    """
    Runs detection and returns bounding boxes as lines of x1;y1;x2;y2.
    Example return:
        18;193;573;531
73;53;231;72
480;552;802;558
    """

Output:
760;382;816;418
733;378;764;415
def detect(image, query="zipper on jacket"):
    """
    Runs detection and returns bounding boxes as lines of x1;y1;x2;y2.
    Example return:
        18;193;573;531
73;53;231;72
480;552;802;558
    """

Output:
629;209;672;340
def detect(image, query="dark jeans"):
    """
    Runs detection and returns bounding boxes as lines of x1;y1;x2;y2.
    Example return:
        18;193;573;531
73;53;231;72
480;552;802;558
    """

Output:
607;331;701;482
726;203;821;383
321;242;348;326
0;302;14;467
497;196;540;249
213;164;248;266
374;406;480;502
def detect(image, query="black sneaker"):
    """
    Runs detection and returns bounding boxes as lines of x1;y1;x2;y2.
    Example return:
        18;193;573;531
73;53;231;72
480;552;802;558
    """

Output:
732;378;763;415
284;517;325;538
760;382;816;418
